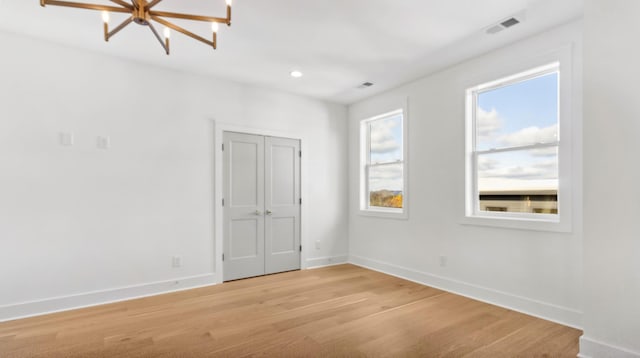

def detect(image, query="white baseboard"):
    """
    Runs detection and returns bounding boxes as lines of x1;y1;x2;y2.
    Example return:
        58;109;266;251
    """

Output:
306;255;349;269
0;273;217;323
349;254;582;329
579;336;640;358
1;256;351;323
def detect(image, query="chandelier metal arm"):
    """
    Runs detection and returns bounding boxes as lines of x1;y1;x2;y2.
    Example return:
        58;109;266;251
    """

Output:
40;0;231;54
41;0;131;14
150;15;214;48
145;0;163;10
108;0;133;10
106;16;134;41
147;21;169;55
149;10;228;24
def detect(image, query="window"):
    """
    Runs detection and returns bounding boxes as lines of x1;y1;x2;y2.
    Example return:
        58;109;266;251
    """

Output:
360;109;407;218
466;63;564;223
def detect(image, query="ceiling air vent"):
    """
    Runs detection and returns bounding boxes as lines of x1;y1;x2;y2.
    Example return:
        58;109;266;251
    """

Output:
501;17;520;28
486;12;525;35
357;82;374;89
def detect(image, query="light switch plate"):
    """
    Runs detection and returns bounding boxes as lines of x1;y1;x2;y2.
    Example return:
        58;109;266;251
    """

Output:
59;132;74;146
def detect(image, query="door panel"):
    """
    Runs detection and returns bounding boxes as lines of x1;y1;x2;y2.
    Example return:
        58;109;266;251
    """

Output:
230;141;260;206
270;144;296;206
229;219;259;258
265;136;301;274
271;217;296;254
223;132;265;281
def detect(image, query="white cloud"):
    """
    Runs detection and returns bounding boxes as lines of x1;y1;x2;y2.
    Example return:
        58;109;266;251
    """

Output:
370;117;401;155
369;164;403;191
371;138;399;154
478;156;498;171
474;108;559;191
477;108;503;142
479;159;557;180
478;177;558;191
498;124;558;148
530;147;557;157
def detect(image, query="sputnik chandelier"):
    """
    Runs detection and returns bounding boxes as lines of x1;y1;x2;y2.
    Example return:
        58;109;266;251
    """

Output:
39;0;233;55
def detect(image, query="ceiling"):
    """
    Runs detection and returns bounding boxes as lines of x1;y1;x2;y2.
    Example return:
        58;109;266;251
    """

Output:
0;0;582;104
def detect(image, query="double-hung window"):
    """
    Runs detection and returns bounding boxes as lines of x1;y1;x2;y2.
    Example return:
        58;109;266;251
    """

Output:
360;109;407;218
466;62;568;226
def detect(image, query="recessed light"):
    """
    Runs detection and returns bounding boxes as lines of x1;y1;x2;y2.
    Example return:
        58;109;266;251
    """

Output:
290;70;303;78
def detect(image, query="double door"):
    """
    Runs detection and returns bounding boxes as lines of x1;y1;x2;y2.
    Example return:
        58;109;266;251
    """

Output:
223;132;301;281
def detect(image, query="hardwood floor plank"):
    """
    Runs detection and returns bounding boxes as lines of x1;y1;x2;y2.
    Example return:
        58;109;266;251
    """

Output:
0;264;581;357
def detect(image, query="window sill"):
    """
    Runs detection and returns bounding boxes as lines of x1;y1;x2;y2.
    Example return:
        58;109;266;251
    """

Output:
358;209;408;220
459;214;571;233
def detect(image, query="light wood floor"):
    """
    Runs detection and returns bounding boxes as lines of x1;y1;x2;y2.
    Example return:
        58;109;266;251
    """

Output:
0;264;580;357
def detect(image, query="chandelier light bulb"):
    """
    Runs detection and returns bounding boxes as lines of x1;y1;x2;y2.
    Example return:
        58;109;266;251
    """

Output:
164;27;171;39
226;0;232;6
101;11;109;23
211;22;219;33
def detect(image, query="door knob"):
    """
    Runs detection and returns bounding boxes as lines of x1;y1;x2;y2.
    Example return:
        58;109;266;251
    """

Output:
254;210;262;215
266;210;273;215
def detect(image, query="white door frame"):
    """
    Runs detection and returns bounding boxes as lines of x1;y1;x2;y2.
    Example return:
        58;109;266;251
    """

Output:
213;120;307;284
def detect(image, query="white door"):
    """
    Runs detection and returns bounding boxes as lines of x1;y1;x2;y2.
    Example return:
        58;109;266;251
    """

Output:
223;132;265;281
265;136;301;274
223;132;301;281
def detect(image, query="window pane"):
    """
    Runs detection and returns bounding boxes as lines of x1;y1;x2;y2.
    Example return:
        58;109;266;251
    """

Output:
476;72;558;151
477;148;558;215
369;163;403;209
369;114;403;164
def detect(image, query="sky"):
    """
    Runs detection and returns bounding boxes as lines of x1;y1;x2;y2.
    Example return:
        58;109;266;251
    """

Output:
366;71;559;194
368;114;403;192
476;72;559;192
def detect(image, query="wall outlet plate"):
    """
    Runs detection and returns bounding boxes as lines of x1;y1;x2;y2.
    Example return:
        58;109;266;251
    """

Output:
172;256;182;268
97;136;111;149
439;255;448;267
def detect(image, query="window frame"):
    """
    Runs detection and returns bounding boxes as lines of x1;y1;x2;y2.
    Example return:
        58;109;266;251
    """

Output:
463;51;573;233
359;108;409;219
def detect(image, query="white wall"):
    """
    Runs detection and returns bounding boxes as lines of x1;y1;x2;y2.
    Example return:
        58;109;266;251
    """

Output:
348;21;583;327
581;1;640;356
0;30;348;321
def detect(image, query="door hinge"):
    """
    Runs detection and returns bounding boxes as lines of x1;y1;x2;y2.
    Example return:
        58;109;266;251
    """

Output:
299;150;302;157
222;253;225;261
222;143;224;151
299;245;302;252
222;198;225;206
299;198;302;205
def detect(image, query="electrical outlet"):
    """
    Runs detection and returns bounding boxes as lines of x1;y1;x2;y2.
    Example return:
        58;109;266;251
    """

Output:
172;256;182;268
97;136;111;149
439;255;448;267
315;240;321;250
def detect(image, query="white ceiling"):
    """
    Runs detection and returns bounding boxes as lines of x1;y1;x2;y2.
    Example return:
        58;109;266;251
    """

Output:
0;0;582;104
